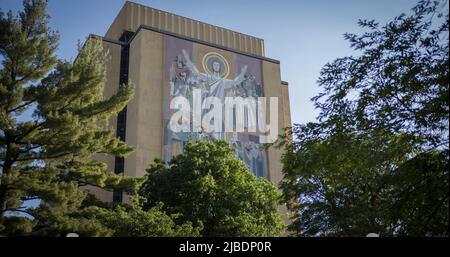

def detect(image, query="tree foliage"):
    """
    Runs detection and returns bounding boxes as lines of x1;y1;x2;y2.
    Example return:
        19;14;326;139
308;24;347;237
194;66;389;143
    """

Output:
140;141;285;237
279;0;449;236
314;0;448;147
83;199;202;237
0;0;195;237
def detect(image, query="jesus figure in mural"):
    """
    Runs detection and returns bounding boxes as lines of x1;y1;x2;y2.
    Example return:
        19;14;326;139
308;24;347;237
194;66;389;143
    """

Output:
182;49;248;101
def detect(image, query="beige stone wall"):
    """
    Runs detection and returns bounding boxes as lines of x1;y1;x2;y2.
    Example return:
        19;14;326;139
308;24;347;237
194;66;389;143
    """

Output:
261;61;291;224
262;61;285;187
281;84;292;129
125;29;164;178
105;1;264;56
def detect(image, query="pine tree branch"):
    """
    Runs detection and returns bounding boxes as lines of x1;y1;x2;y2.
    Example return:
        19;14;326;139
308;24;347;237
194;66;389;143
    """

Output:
15;151;70;162
12;121;45;143
7;100;35;113
0;207;34;217
77;181;115;192
20;196;40;201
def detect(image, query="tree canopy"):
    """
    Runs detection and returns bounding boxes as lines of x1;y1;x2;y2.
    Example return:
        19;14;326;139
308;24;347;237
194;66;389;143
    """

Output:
140;140;285;237
279;0;449;236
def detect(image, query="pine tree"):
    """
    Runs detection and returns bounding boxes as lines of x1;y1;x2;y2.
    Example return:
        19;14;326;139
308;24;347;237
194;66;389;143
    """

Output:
0;0;140;236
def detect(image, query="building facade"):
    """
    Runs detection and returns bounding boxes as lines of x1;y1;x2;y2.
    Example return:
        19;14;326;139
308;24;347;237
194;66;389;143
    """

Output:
89;2;291;207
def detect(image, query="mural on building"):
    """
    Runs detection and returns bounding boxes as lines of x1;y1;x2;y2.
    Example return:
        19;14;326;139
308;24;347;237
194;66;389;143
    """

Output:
163;35;268;178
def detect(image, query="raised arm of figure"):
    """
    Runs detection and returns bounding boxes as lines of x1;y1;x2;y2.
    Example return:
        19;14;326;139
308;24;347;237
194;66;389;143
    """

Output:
233;65;248;85
223;65;248;90
182;49;198;73
182;49;209;82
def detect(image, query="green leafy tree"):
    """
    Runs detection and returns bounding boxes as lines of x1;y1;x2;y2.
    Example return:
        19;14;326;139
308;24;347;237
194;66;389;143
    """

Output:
279;0;449;236
85;198;202;237
140;140;285;237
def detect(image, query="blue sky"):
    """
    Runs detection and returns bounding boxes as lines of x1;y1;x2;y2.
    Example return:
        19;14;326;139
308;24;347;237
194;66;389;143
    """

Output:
1;0;419;124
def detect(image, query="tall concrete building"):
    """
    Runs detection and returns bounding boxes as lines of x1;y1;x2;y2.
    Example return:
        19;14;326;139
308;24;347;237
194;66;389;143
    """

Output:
89;1;291;205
